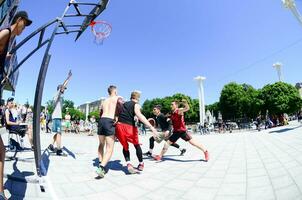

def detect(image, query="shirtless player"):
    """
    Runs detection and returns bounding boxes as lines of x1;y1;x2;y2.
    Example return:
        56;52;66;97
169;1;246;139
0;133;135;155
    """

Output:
96;85;123;178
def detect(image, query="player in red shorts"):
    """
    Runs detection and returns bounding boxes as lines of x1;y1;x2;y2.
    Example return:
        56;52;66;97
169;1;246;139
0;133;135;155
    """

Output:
115;91;158;174
154;99;209;161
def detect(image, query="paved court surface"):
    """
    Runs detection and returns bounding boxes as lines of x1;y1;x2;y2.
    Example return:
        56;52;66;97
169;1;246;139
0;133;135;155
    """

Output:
2;121;302;200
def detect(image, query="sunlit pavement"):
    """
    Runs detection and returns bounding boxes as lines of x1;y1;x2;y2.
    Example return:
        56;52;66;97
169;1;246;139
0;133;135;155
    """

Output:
2;121;302;200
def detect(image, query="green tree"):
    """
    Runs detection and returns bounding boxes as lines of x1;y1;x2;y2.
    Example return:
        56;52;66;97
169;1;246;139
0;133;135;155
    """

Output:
68;107;85;120
219;82;245;120
142;93;200;123
46;100;55;114
259;82;302;115
206;102;219;119
241;84;263;119
63;99;75;114
88;110;100;121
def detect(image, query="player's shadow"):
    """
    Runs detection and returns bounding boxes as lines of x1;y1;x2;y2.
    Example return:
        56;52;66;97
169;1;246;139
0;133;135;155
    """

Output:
92;159;129;176
4;161;34;199
162;156;206;163
62;146;76;159
269;125;302;134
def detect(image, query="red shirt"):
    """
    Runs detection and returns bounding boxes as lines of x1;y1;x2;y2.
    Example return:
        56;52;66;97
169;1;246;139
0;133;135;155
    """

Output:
171;109;186;132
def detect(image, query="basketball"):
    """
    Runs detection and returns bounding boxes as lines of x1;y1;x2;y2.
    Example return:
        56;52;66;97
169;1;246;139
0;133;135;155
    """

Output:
148;118;156;127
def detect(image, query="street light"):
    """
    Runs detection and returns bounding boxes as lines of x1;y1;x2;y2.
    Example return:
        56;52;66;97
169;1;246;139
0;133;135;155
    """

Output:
282;0;302;25
86;101;90;121
273;62;283;82
194;76;206;126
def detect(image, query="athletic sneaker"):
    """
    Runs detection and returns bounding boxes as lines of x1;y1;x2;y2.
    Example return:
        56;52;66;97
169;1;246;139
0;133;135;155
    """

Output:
154;155;162;161
137;163;144;171
180;148;186;156
96;167;106;178
204;151;209;161
127;164;137;174
48;144;55;152
56;149;67;156
143;151;152;157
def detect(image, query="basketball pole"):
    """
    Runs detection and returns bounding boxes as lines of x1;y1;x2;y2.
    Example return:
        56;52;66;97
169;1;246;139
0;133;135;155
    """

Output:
5;0;109;182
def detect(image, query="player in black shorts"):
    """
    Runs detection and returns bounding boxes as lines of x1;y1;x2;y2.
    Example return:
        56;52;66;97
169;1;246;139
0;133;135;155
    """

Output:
143;105;186;157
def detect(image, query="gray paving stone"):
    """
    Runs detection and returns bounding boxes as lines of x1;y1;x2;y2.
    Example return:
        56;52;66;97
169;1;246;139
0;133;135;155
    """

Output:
218;183;246;196
215;195;245;200
182;187;218;200
247;176;271;188
247;186;275;200
271;175;295;189
275;185;301;200
2;122;302;199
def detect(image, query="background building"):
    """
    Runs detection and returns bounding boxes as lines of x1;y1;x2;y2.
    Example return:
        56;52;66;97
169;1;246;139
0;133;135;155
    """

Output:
77;98;105;115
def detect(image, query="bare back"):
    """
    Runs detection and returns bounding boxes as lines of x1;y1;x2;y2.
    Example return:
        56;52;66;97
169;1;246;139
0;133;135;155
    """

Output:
100;96;119;119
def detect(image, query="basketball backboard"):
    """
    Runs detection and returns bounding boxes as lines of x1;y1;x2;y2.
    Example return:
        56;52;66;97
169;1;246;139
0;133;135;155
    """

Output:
75;0;110;41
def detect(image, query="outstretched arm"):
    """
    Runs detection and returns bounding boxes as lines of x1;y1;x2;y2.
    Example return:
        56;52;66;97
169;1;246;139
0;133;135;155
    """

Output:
134;104;158;137
62;70;72;89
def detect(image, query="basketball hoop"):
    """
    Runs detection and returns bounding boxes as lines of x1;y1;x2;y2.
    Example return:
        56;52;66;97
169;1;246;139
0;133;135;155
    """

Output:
89;20;112;45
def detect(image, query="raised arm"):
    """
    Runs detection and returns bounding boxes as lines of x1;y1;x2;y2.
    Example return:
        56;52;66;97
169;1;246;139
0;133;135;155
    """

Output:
178;99;190;115
62;70;72;88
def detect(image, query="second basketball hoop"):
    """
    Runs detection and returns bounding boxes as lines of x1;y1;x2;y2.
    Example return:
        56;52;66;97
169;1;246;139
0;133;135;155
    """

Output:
89;20;112;45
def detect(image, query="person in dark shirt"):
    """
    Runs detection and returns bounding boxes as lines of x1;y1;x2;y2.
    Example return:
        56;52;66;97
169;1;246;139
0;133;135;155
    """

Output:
143;105;186;157
115;91;158;174
0;11;32;200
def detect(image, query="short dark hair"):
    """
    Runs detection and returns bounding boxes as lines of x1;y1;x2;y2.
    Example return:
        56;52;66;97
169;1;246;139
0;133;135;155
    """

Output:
108;85;117;95
11;11;32;26
153;105;162;110
172;100;179;106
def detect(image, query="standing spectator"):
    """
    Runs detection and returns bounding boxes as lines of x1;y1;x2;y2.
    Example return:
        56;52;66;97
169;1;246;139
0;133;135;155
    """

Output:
40;111;46;131
88;115;97;136
0;11;32;199
64;112;71;133
47;71;72;156
21;104;27;123
25;107;34;149
45;109;51;133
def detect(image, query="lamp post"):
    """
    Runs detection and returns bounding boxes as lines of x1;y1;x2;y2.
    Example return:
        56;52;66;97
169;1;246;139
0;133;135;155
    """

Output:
194;76;206;126
282;0;302;25
273;62;283;82
85;101;90;121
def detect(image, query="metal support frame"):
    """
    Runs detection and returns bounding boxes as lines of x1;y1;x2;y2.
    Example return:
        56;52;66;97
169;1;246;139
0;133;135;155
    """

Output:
1;0;109;178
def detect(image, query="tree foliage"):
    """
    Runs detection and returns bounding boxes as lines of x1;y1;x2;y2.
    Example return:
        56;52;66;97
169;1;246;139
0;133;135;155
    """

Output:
259;82;302;115
46;99;84;120
142;93;200;123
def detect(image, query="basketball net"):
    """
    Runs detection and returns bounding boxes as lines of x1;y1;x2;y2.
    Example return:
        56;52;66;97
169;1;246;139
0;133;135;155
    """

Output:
89;20;112;45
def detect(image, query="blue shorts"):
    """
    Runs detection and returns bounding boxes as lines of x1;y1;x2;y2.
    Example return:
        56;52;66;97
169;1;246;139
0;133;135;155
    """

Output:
52;119;62;133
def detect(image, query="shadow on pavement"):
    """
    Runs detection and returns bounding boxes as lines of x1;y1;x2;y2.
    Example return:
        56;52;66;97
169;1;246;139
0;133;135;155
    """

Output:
92;159;129;175
162;157;205;163
62;146;76;159
269;125;302;134
4;161;34;199
40;149;51;176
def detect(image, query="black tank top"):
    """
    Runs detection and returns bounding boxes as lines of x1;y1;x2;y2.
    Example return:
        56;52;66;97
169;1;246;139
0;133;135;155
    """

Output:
118;101;136;126
0;28;11;75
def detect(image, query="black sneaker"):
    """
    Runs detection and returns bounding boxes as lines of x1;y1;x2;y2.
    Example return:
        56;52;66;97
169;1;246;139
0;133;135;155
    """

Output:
56;149;67;156
143;151;152;157
180;149;186;156
48;144;55;152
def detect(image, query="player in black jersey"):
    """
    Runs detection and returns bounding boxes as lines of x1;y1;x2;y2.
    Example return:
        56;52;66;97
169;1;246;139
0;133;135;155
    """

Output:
143;105;186;157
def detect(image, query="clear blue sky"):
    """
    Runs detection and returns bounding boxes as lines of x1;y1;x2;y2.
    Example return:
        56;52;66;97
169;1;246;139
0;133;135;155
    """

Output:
4;0;302;107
